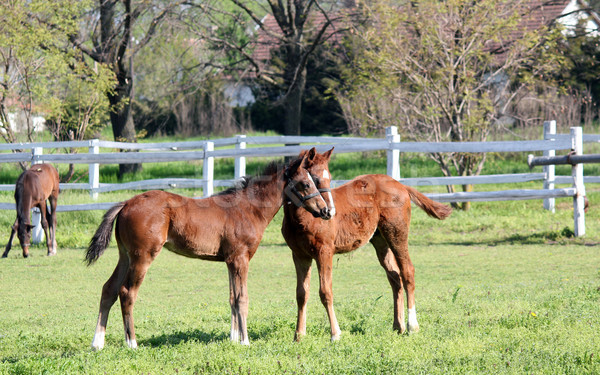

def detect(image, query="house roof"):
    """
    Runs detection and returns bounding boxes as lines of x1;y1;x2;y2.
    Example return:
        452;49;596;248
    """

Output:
251;9;350;66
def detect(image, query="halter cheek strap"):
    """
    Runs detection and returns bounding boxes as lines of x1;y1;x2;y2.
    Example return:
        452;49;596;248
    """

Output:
285;182;321;208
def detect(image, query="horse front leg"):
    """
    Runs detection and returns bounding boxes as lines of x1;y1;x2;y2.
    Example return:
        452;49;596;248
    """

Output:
316;252;341;341
292;253;312;341
227;255;250;345
2;220;17;258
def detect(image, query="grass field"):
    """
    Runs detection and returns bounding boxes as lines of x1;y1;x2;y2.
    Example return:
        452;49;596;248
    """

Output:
1;145;600;373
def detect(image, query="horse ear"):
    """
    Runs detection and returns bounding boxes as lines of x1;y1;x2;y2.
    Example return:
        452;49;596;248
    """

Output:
302;147;317;167
298;149;308;159
322;147;334;160
287;155;304;177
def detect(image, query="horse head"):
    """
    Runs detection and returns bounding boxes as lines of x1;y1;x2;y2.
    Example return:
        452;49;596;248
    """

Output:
297;147;335;219
16;221;34;258
285;147;333;220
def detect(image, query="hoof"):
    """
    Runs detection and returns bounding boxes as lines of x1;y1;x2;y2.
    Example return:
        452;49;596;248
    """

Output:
407;323;420;334
294;331;306;342
331;333;341;342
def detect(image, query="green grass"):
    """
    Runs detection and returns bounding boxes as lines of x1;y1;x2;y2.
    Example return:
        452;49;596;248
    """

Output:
1;195;600;373
1;138;600;373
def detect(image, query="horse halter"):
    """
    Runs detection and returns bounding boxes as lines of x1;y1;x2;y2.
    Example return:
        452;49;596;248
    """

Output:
285;181;319;208
285;171;333;208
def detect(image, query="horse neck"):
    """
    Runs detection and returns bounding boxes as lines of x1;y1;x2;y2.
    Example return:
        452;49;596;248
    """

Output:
15;189;32;224
243;170;286;223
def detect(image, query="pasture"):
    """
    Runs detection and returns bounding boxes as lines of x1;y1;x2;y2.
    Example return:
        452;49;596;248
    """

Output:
1;152;600;374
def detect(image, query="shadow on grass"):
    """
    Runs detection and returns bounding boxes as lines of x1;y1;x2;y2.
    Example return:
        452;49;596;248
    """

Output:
141;329;228;347
140;323;286;347
436;228;589;247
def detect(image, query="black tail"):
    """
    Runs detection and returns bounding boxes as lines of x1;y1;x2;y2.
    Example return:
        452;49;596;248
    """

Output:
85;202;125;266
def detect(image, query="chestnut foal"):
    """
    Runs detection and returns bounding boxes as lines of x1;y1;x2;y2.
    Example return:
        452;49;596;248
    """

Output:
85;149;331;350
282;149;452;341
3;164;59;258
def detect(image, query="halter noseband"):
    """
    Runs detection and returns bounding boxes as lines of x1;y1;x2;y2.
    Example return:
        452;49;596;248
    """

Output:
285;179;322;208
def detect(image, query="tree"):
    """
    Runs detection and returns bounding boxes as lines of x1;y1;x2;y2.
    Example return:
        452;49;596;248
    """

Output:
70;0;185;176
202;0;353;135
338;0;566;209
0;0;110;170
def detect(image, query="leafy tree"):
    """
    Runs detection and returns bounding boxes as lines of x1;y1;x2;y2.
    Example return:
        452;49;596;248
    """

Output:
338;0;567;209
132;12;250;137
0;0;112;170
201;0;353;135
70;0;187;176
556;8;600;126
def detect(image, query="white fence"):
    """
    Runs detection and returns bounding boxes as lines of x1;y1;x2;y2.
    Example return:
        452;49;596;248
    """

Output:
0;122;593;235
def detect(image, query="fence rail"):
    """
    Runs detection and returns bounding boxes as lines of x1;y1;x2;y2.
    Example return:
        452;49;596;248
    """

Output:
0;122;595;235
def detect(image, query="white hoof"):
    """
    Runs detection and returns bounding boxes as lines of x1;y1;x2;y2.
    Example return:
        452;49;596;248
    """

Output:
91;332;105;351
407;307;419;333
126;339;138;349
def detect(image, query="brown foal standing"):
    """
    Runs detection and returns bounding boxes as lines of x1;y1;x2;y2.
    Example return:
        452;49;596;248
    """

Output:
282;149;452;341
85;149;331;350
3;163;59;258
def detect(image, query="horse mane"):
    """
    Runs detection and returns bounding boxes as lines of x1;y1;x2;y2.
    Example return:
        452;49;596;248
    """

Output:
216;160;290;196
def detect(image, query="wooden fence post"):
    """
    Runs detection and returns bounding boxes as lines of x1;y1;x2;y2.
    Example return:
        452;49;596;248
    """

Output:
89;139;99;199
32;147;43;165
571;127;585;237
31;147;44;242
203;141;214;197
235;135;246;179
543;120;556;213
386;126;401;180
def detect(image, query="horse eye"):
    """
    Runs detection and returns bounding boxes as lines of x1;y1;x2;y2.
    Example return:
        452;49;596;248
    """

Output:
303;182;311;189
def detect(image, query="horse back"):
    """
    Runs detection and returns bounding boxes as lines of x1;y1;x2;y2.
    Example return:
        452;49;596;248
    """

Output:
18;164;59;202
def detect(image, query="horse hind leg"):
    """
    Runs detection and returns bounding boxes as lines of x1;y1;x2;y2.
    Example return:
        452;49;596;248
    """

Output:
118;250;157;349
92;248;129;351
47;196;58;255
38;203;53;256
378;220;419;333
371;231;406;333
227;254;251;345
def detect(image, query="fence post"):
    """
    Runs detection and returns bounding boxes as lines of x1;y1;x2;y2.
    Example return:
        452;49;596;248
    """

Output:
30;147;44;241
31;147;43;165
203;141;214;197
89;139;100;199
571;127;585;237
386;126;401;180
235;135;246;179
543;121;556;213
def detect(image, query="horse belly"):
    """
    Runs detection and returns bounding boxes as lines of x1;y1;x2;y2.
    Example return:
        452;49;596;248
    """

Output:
164;233;224;261
334;210;378;253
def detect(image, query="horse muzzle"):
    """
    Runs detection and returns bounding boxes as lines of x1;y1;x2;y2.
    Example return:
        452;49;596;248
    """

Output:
314;207;332;220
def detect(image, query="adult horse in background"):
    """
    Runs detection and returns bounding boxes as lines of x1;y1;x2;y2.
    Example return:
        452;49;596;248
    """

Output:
282;149;453;342
85;149;333;350
3;164;60;258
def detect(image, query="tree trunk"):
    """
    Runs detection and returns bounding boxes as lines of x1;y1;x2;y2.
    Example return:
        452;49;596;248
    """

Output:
283;66;307;136
108;70;141;177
